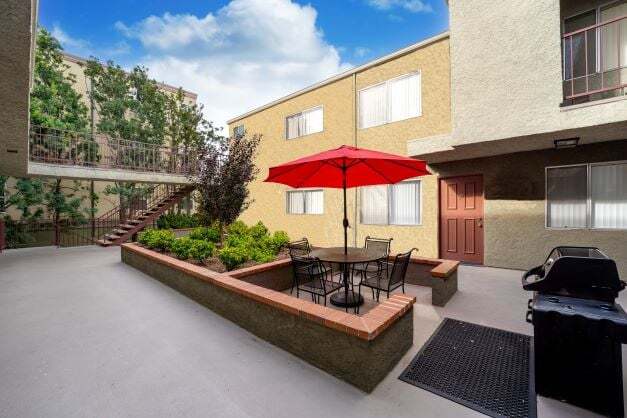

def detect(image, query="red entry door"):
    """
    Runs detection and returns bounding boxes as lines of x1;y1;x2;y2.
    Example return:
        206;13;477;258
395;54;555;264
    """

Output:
439;175;484;264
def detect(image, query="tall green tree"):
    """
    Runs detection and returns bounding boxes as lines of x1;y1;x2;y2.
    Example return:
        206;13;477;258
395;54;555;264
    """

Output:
30;28;88;131
2;28;93;231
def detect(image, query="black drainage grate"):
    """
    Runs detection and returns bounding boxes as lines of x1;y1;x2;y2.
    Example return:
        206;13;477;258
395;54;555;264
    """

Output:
399;318;536;418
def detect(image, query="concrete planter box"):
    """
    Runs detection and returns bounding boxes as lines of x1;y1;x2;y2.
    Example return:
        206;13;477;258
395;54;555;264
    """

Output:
121;243;415;392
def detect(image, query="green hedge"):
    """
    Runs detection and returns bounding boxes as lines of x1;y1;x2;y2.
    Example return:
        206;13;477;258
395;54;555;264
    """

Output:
218;221;289;271
156;213;201;230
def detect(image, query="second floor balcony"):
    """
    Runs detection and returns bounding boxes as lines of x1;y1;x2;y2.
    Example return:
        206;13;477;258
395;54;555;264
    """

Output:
562;5;627;106
28;125;196;183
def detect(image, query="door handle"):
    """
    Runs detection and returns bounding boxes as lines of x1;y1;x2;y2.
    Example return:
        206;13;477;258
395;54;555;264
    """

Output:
478;218;483;228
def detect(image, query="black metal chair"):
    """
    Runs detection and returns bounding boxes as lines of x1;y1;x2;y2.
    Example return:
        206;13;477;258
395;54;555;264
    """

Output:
359;248;415;302
352;236;393;284
291;255;342;306
286;238;333;293
286;238;311;257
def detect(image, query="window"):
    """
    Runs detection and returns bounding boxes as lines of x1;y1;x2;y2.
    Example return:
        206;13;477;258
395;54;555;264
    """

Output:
359;72;421;129
546;162;627;229
286;190;323;214
562;2;627;101
360;180;421;225
285;106;323;140
233;125;245;137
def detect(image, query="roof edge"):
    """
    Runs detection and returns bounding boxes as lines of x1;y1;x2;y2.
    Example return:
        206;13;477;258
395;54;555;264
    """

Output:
227;31;450;124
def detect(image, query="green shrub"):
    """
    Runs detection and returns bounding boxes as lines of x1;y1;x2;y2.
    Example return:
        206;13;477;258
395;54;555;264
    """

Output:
226;220;249;237
248;221;268;239
250;247;275;263
270;231;289;253
188;240;215;261
188;226;220;243
218;246;249;270
156;213;200;230
146;229;175;251
138;229;156;246
170;237;194;259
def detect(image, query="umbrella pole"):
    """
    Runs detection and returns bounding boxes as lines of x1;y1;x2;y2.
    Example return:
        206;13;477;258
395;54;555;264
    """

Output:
342;164;348;255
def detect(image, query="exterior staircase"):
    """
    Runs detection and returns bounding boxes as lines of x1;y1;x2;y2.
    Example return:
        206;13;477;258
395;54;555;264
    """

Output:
95;184;195;247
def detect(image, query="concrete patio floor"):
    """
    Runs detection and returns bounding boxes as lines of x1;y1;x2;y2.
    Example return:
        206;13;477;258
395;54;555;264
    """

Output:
1;246;624;418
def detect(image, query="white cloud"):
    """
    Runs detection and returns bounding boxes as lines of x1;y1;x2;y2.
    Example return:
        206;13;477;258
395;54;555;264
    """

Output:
51;24;130;58
366;0;432;13
51;24;92;55
115;0;352;130
354;47;370;58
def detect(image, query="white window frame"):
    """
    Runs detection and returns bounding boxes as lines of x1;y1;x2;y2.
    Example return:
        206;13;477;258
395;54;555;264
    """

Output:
545;160;627;230
358;71;422;130
286;189;324;215
285;105;324;140
359;179;422;226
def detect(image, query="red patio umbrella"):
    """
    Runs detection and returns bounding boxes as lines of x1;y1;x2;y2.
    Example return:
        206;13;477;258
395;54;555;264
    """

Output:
264;145;430;253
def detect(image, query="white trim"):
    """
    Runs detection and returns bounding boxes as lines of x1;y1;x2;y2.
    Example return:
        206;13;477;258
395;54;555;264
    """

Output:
227;32;449;124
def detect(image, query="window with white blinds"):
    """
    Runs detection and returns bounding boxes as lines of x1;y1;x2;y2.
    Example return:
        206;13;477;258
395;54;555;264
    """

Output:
591;162;627;229
285;106;323;139
286;190;324;214
359;72;421;129
360;180;421;225
546;162;627;229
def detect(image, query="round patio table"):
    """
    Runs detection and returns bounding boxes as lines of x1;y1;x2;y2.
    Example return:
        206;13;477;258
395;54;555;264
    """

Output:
309;247;384;308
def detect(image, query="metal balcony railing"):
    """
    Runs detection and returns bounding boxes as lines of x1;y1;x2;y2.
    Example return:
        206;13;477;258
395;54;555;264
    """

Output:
563;15;627;102
29;125;197;175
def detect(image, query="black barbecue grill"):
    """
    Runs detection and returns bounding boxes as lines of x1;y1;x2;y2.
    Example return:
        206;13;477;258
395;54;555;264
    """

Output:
523;246;627;417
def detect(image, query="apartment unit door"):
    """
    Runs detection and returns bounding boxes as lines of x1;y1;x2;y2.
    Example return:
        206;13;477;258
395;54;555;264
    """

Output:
439;175;484;264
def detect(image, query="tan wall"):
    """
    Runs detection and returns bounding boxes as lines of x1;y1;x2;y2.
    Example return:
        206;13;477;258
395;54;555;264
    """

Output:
432;140;627;277
0;0;37;178
229;37;450;257
447;0;627;149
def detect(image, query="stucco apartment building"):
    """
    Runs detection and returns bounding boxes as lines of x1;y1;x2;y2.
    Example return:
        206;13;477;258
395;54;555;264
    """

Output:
228;33;450;259
230;0;627;276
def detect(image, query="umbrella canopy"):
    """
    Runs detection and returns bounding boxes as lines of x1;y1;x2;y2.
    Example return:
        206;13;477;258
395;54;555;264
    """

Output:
265;145;429;188
264;145;430;253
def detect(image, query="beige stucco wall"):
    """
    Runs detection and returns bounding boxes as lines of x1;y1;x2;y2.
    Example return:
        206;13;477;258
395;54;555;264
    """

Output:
433;140;627;277
229;37;450;257
446;0;627;149
0;0;37;178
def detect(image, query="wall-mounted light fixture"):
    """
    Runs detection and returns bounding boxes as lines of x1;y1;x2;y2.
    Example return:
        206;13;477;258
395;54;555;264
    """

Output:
554;137;579;149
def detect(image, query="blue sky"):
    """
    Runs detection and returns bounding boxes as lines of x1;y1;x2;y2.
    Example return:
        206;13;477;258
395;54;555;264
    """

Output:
39;0;448;128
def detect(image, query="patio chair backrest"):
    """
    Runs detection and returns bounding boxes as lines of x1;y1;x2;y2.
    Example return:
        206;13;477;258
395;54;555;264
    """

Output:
291;255;323;286
287;238;311;257
388;248;415;288
365;236;392;257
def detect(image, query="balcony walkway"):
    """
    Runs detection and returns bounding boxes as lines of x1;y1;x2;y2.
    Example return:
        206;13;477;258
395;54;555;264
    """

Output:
0;246;619;418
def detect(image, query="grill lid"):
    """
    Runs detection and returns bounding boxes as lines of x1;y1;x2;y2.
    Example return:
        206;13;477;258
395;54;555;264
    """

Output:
522;246;624;302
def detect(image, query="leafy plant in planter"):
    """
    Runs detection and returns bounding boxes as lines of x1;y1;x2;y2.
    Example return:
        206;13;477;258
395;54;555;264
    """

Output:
218;245;249;271
156;213;201;230
170;237;194;259
146;230;175;251
137;229;156;246
188;240;215;261
188;226;220;243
